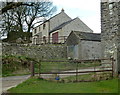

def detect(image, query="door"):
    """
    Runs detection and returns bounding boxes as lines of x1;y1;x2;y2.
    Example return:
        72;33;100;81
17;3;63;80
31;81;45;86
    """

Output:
74;45;79;59
52;32;58;43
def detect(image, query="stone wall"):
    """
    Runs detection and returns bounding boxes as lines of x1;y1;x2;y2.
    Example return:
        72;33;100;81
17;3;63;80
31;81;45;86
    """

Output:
67;40;101;60
101;1;120;73
80;41;101;60
2;43;67;60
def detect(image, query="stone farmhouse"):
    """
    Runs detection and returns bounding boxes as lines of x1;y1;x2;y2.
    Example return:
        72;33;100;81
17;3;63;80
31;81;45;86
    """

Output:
32;9;93;44
66;31;101;60
101;1;120;74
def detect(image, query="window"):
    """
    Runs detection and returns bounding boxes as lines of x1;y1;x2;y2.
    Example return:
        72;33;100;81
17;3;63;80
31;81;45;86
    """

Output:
34;28;37;34
39;27;41;31
43;23;46;29
43;36;46;43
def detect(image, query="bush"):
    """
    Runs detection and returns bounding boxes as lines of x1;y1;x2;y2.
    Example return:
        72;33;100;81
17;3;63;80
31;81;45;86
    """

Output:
2;55;33;77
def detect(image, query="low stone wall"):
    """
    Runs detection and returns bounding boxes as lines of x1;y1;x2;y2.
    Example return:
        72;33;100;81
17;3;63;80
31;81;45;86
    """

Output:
2;43;67;60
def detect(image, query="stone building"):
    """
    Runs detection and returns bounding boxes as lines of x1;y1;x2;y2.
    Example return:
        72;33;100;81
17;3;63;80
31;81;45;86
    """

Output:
32;9;93;44
66;31;101;60
101;0;120;74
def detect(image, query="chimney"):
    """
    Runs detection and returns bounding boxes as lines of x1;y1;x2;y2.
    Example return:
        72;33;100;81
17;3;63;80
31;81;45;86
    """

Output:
61;8;64;12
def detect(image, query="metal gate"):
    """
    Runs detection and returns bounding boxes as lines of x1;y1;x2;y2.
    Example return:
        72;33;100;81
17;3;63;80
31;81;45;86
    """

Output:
31;58;115;82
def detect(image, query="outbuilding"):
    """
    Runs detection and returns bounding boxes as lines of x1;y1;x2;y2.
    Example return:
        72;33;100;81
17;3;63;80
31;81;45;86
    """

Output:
66;31;101;60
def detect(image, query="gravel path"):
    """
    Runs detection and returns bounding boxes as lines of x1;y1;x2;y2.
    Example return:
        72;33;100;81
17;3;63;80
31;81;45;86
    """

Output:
1;75;30;93
40;67;112;79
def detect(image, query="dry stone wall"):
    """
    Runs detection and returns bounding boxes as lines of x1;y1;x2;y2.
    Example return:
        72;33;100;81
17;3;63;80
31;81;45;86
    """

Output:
2;43;67;60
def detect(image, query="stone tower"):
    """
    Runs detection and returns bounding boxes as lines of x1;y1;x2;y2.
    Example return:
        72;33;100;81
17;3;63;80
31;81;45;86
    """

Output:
101;0;120;74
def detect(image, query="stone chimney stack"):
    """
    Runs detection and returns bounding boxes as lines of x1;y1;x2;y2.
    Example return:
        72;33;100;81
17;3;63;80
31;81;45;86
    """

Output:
61;8;64;12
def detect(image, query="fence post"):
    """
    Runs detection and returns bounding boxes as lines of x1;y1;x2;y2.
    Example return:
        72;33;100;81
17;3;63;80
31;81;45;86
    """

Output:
111;58;114;78
39;61;41;78
94;65;95;80
30;61;34;77
94;60;96;80
76;62;78;82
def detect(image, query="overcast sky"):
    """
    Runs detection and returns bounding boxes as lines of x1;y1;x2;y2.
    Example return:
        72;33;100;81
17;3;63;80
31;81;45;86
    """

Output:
52;0;101;33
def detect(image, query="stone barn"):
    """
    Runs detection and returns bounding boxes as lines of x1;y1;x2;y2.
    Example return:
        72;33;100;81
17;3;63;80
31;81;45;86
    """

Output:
66;31;101;60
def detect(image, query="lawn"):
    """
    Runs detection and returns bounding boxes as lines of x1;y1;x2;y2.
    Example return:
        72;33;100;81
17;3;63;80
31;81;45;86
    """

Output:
8;77;119;93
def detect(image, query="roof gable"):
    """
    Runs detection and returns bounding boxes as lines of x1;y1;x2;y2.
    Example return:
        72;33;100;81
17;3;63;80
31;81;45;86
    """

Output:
34;10;71;29
49;11;71;22
73;17;93;33
49;17;94;33
66;31;80;45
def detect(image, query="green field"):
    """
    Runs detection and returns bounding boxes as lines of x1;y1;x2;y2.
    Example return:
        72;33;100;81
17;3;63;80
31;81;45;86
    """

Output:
35;61;101;73
2;55;101;77
8;77;119;93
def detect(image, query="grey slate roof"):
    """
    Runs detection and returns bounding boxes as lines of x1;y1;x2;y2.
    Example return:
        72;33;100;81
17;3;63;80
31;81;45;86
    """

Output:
49;18;76;33
49;17;93;33
74;31;101;41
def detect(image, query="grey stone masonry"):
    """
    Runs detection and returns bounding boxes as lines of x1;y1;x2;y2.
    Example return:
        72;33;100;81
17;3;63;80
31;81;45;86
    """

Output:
101;1;120;74
2;43;67;60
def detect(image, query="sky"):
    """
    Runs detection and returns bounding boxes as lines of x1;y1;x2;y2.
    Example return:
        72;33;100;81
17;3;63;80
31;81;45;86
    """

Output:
0;0;101;39
52;0;101;33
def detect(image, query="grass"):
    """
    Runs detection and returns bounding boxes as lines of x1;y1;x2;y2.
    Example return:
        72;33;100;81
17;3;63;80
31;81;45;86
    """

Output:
2;55;101;77
2;54;105;79
2;55;32;77
35;61;101;73
62;73;94;81
61;72;113;82
8;77;118;93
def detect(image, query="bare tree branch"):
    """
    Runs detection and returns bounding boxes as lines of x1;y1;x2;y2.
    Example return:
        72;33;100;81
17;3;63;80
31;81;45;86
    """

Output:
0;2;34;14
1;1;56;41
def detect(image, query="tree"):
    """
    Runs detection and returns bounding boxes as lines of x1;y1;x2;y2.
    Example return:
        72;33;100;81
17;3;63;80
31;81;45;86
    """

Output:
24;2;56;33
0;2;34;14
1;1;56;42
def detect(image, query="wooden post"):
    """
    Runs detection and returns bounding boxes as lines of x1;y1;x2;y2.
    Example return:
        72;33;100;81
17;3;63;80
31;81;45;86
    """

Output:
30;61;34;77
111;58;114;78
39;61;41;78
76;62;78;82
93;60;95;79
